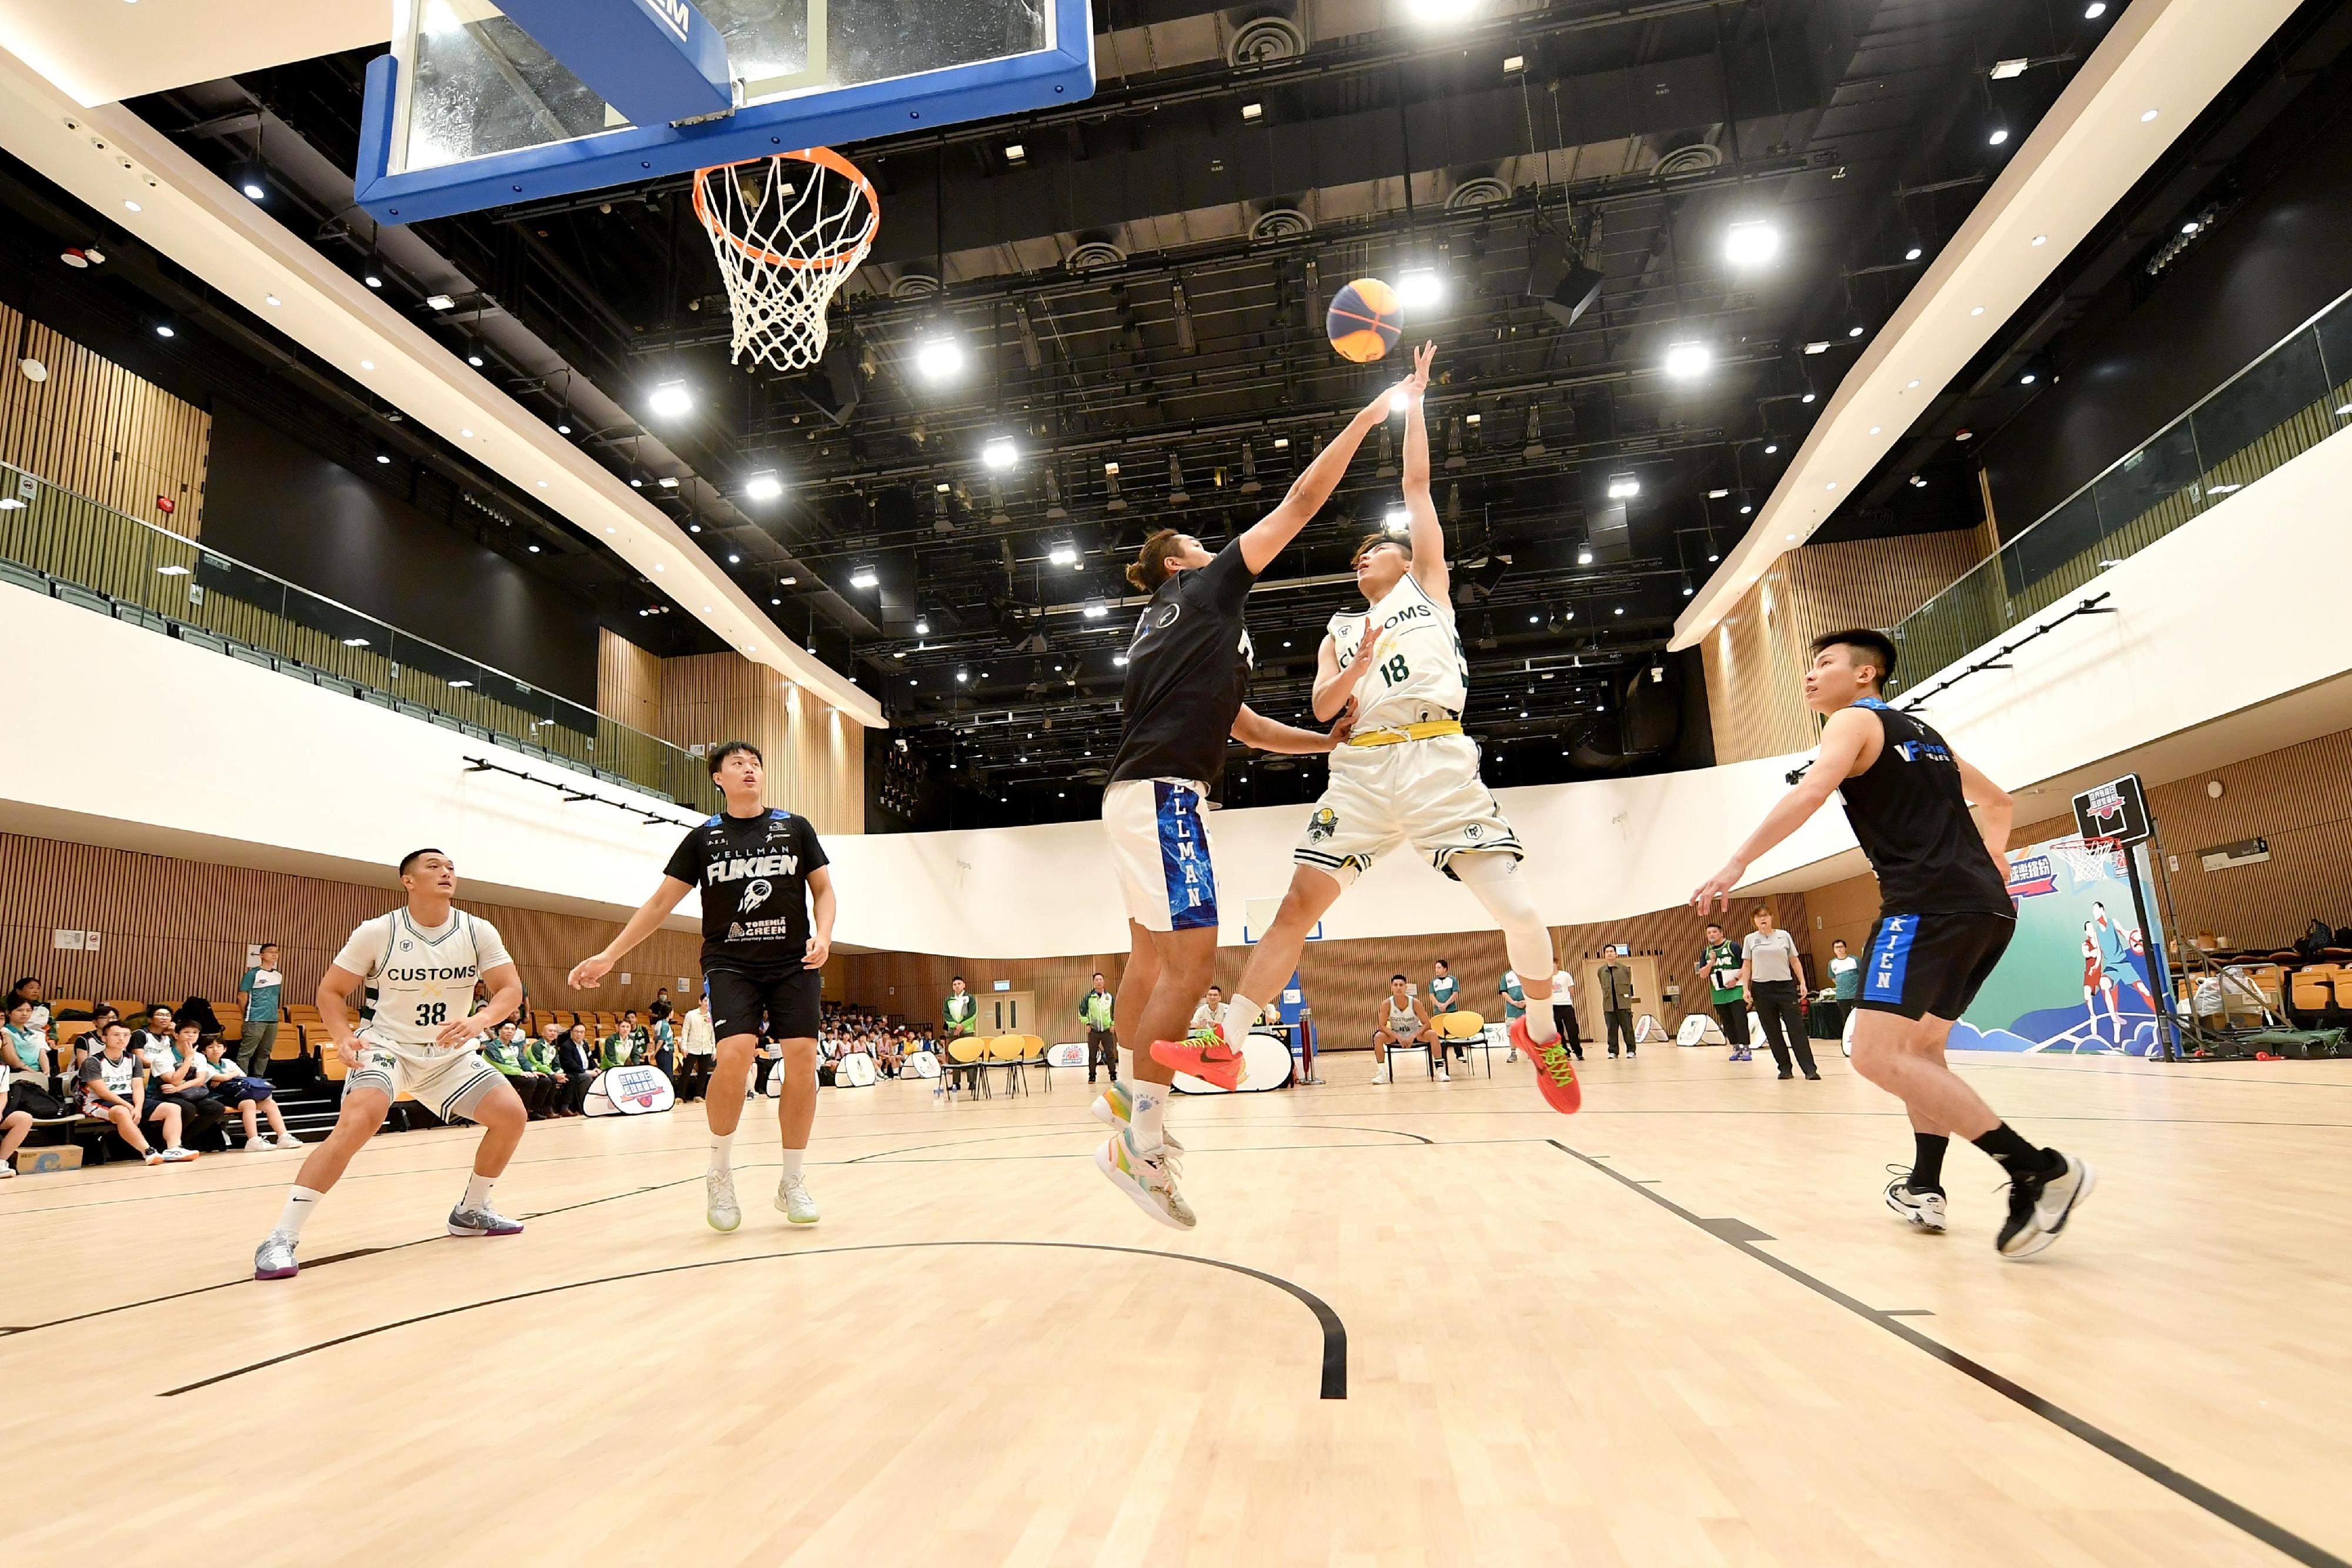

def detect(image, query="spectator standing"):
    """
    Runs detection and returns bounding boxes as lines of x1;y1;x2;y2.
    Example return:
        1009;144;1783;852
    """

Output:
1428;960;1460;1015
1497;969;1527;1062
1549;967;1584;1061
647;987;676;1027
236;944;285;1077
1596;956;1639;1059
524;1025;571;1116
1825;938;1862;1042
1740;909;1819;1080
944;977;978;1042
677;1001;715;1101
79;1022;192;1162
649;1011;677;1079
557;1024;597;1115
195;1035;299;1149
1081;972;1118;1084
1697;924;1752;1061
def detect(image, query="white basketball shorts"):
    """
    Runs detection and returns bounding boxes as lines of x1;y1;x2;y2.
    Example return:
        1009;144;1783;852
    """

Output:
1102;777;1221;934
346;1037;505;1121
1293;733;1521;887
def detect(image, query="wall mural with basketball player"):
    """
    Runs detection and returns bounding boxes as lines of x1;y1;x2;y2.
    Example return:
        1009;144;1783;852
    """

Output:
1946;835;2168;1056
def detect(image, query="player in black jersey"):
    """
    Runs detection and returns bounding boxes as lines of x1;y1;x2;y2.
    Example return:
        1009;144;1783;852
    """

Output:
569;741;836;1233
1691;628;2094;1260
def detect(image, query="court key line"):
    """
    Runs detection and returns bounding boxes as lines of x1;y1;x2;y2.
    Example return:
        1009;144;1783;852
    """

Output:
159;1241;1348;1400
1546;1139;2348;1568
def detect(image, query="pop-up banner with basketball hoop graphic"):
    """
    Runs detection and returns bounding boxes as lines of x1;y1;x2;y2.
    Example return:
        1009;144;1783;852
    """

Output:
583;1065;676;1116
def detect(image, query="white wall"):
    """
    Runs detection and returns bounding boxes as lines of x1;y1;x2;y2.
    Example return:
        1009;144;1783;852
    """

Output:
9;411;2348;959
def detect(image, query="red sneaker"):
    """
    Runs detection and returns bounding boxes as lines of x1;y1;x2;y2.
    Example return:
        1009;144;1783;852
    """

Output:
1512;1017;1581;1114
1151;1024;1248;1090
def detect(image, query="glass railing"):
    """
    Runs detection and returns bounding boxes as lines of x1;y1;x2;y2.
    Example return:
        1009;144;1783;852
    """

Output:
0;458;720;811
1888;285;2352;696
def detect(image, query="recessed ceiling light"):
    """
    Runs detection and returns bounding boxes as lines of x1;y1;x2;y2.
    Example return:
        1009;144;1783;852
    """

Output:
528;544;539;552
2020;372;2038;385
1970;306;1986;317
2140;109;2159;123
1987;127;2010;146
123;200;142;212
1906;379;1920;389
2031;234;2048;246
154;323;174;337
375;454;390;464
654;563;664;571
2084;1;2106;14
1905;245;1923;262
1848;325;1865;338
359;359;375;370
1739;504;1753;515
264;294;281;307
365;273;383;289
1825;481;1839;492
1762;443;1778;455
535;480;547;489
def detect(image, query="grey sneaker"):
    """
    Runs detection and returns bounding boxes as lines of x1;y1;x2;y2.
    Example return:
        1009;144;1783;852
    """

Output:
776;1173;820;1225
447;1202;524;1237
707;1166;742;1232
1089;1089;1186;1154
253;1231;299;1280
1094;1129;1196;1230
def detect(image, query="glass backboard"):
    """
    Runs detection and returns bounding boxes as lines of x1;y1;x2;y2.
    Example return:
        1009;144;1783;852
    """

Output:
356;0;1093;225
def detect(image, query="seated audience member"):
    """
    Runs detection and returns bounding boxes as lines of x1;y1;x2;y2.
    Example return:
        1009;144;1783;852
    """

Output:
193;1034;299;1149
483;1022;555;1119
9;978;51;1035
874;1031;904;1079
1191;986;1227;1034
524;1025;571;1116
79;1022;193;1163
604;1011;649;1069
73;1006;121;1073
558;1024;597;1115
817;1036;844;1088
131;1005;178;1059
1370;974;1442;1084
148;1019;229;1148
4;996;55;1099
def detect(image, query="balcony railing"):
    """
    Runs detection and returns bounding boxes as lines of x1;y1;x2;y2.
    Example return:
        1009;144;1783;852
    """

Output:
0;459;719;811
1888;285;2352;696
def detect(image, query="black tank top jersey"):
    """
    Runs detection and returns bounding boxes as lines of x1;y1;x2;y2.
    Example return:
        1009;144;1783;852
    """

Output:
1106;539;1258;789
1835;700;2013;916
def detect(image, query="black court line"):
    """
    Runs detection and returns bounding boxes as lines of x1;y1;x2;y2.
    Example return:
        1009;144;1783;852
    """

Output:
1548;1139;2347;1568
161;1241;1347;1400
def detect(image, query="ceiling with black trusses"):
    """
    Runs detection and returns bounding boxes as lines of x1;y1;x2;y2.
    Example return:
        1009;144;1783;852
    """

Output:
29;0;2308;825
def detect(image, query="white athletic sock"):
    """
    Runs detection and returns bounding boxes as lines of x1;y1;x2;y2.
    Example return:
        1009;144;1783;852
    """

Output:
1225;997;1265;1038
710;1131;735;1174
779;1148;805;1180
463;1173;496;1211
276;1185;323;1239
1127;1078;1170;1152
1524;1004;1559;1045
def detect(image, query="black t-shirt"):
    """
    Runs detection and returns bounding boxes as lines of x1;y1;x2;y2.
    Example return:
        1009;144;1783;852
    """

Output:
663;808;831;978
1835;701;2013;916
1106;539;1257;789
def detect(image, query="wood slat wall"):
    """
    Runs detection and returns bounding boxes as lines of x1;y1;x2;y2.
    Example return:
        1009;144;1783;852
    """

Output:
0;303;208;539
0;833;699;1020
653;651;864;837
596;627;662;734
1701;527;1996;764
832;892;1812;1050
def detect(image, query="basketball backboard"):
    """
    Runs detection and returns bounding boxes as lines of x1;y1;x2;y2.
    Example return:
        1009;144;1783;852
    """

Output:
356;0;1094;225
2072;773;2151;845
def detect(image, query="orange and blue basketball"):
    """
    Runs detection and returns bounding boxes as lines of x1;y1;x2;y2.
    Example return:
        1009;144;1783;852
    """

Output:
1327;278;1402;363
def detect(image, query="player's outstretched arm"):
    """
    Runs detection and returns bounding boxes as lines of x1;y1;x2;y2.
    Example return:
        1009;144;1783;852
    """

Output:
1952;750;2014;881
570;876;694;989
1689;707;1873;911
1398;343;1447;600
1232;701;1351;754
1238;379;1409;574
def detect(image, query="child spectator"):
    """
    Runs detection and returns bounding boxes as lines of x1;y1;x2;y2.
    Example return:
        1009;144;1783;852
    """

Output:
153;1020;229;1148
195;1034;300;1149
79;1022;194;1162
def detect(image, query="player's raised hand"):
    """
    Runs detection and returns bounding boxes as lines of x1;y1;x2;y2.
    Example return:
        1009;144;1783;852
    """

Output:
567;952;614;990
1689;858;1748;914
803;932;831;971
1406;341;1435;394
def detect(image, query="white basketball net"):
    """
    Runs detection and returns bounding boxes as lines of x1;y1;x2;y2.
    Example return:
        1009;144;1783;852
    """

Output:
2050;834;2125;885
693;149;878;372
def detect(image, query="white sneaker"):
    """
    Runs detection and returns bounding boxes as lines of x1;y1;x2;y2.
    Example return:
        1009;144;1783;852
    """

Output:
1997;1152;2096;1259
776;1172;820;1225
272;1134;305;1150
246;1135;271;1152
1094;1129;1195;1229
158;1146;199;1164
706;1166;741;1232
1435;1066;1451;1081
1506;1048;1519;1063
1372;1064;1391;1084
1883;1171;1948;1232
1088;1089;1185;1154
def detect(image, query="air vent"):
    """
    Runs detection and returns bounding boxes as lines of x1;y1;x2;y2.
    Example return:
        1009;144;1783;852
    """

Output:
1250;206;1312;243
1653;143;1722;179
891;271;941;300
1228;15;1305;68
1067;240;1127;272
1445;177;1509;210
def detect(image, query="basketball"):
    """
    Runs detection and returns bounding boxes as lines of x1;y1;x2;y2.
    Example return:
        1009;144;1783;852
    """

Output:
1328;278;1403;363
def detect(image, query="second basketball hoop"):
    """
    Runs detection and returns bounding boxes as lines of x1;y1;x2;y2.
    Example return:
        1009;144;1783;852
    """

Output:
693;148;880;372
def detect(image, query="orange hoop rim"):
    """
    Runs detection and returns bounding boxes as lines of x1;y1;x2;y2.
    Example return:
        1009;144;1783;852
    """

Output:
692;146;878;272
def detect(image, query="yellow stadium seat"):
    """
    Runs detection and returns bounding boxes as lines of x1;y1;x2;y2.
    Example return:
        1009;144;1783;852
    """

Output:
103;999;146;1022
1434;1010;1486;1039
948;1036;988;1065
985;1034;1023;1061
52;999;95;1020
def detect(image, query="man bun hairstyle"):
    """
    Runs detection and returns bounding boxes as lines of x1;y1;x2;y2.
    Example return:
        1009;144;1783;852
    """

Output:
1811;627;1898;690
1127;529;1189;593
709;740;763;777
398;847;446;877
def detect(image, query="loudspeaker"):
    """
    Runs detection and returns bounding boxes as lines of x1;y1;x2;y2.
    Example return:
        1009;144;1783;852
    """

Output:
1527;235;1605;327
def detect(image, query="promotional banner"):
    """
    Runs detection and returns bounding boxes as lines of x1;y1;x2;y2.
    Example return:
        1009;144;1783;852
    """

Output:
584;1065;676;1115
1949;835;2167;1055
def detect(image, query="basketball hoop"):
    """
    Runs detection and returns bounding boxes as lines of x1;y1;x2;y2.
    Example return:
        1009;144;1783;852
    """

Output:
693;148;878;372
2051;834;2125;885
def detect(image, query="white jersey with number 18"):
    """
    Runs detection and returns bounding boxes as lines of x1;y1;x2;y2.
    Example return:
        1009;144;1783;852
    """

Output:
1327;571;1469;731
333;908;510;1062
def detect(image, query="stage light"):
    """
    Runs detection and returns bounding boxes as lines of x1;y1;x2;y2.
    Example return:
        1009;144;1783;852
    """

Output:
745;471;784;502
1663;342;1710;379
915;336;964;383
1724;220;1780;268
649;380;692;417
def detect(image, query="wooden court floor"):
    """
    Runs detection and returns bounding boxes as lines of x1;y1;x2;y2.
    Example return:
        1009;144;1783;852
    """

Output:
5;1049;2349;1567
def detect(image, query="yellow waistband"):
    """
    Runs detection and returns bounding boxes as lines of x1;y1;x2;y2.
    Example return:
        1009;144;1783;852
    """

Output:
1347;718;1464;748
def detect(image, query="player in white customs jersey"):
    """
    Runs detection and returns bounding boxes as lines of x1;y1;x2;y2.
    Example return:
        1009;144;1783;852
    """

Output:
1156;344;1582;1115
251;848;530;1282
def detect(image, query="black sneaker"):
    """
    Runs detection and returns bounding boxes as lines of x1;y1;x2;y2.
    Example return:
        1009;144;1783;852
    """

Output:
1803;1069;1821;1080
1996;1152;2097;1259
1776;1068;1793;1079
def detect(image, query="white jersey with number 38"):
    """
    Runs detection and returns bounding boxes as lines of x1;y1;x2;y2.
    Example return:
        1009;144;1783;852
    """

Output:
333;908;510;1062
1328;572;1469;731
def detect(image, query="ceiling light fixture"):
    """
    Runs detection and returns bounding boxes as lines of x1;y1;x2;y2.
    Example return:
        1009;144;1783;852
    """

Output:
154;323;174;338
915;336;964;383
1384;506;1410;534
1241;102;1264;121
2084;1;2106;14
1990;58;2030;81
1663;341;1710;379
1723;220;1780;268
425;293;455;310
342;637;370;647
981;436;1018;470
745;470;784;502
1987;126;2010;146
1848;325;1866;338
1397;270;1444;310
649;379;692;417
1047;541;1079;566
850;566;879;589
1606;472;1639;500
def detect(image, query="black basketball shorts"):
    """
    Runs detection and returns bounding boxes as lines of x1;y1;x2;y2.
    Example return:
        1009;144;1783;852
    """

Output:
1855;911;2016;1021
704;967;823;1045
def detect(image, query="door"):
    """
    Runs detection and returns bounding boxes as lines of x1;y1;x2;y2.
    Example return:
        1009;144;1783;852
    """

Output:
985;991;1035;1035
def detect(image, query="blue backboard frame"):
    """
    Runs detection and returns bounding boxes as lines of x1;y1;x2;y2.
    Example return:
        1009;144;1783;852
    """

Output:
355;0;1094;225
